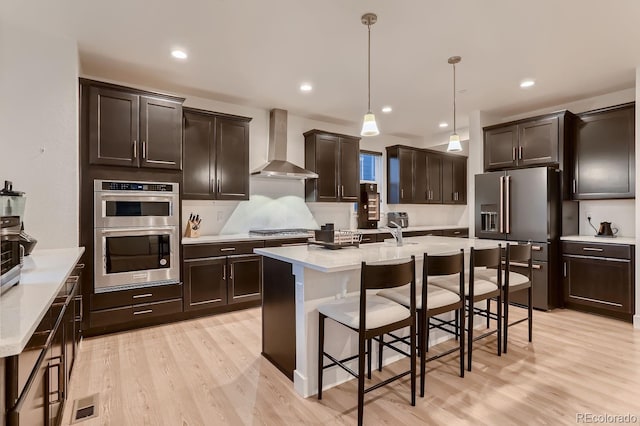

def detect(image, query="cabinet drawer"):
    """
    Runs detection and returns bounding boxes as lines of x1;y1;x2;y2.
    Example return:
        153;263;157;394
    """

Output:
441;228;468;238
562;241;631;259
90;299;182;328
91;283;183;310
263;238;308;247
183;241;265;259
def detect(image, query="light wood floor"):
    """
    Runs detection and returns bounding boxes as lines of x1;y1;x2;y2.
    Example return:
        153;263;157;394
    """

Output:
62;307;640;425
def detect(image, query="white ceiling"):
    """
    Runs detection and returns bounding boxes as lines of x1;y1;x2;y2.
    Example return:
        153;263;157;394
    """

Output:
3;0;640;141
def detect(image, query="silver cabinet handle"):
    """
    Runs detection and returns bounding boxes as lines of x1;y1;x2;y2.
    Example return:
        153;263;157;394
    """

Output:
583;247;604;252
512;147;516;161
499;175;504;233
223;265;226;280
142;141;147;159
519;146;523;160
532;245;542;251
133;141;137;158
341;185;345;198
563;262;567;277
220;247;236;252
133;309;153;315
572;179;577;194
401;188;404;199
76;263;85;269
74;294;83;321
133;293;153;299
230;264;233;280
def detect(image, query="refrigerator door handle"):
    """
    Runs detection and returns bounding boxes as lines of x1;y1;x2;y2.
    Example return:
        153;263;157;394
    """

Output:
505;175;511;234
499;175;504;233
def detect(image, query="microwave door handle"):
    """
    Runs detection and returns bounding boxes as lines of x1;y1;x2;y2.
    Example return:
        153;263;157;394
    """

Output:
100;227;175;235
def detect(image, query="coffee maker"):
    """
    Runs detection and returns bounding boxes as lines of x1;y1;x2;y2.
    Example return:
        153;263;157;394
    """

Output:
0;181;37;255
357;183;380;229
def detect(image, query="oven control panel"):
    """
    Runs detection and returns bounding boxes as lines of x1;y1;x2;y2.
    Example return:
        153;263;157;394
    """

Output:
101;181;174;192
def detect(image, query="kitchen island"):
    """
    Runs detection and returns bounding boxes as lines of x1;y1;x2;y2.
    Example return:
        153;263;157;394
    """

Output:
255;235;503;398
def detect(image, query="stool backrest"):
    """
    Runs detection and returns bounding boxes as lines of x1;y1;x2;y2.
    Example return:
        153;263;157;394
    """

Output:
472;245;502;269
506;243;533;280
423;250;464;278
360;256;416;291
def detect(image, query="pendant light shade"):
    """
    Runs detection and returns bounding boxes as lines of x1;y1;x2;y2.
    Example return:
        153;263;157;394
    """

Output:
447;56;462;152
360;13;379;137
361;112;379;136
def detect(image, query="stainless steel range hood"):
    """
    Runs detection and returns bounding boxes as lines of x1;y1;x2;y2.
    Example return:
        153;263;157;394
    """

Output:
251;109;318;179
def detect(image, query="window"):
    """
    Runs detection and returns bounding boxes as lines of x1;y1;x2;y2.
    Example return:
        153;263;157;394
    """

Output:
360;151;382;183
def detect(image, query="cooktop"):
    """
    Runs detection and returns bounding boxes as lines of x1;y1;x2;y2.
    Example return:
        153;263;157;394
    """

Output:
249;229;312;236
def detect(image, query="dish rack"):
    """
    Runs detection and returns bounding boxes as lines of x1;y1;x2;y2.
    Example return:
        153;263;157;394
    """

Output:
311;229;362;249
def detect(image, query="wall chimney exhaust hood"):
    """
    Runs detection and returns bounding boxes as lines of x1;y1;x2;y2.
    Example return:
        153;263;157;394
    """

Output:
251;109;319;179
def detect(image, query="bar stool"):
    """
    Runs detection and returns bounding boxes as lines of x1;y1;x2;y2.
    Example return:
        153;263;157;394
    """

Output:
378;250;465;397
433;246;503;371
317;256;416;426
501;243;533;353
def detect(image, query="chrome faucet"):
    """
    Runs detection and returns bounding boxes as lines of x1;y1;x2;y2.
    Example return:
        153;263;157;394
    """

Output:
388;221;404;246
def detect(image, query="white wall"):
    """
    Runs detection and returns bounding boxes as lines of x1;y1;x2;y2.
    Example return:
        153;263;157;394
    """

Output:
635;68;640;329
0;20;79;249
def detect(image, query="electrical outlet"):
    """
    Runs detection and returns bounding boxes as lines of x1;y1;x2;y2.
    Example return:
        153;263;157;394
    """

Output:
586;211;592;221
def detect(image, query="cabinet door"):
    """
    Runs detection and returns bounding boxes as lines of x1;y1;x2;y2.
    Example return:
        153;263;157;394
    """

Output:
228;255;263;304
313;134;340;201
517;116;559;167
46;317;65;426
442;156;466;204
338;137;360;201
183;111;215;199
215;117;250;200
140;97;182;170
398;148;414;203
89;87;139;167
183;257;227;311
426;153;443;203
8;356;47;426
413;151;428;204
484;125;517;170
563;255;633;315
573;105;635;199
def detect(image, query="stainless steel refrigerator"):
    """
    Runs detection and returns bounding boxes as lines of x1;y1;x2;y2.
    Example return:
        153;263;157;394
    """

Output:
475;167;561;309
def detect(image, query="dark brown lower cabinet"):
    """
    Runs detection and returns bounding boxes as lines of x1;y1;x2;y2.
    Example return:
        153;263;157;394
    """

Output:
183;254;262;311
562;241;635;321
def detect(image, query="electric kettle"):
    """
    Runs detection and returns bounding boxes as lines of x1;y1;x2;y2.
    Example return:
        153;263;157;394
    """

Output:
597;221;618;237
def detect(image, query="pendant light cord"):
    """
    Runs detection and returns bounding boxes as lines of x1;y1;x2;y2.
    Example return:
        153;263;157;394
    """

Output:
452;62;456;134
367;23;371;113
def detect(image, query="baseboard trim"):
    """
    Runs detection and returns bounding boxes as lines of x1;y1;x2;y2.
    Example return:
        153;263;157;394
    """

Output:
634;315;640;329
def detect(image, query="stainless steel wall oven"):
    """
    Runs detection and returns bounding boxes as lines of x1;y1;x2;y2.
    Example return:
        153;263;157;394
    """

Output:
94;180;179;292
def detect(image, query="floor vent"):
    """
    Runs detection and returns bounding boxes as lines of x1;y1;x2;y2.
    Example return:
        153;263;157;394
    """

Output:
71;393;99;423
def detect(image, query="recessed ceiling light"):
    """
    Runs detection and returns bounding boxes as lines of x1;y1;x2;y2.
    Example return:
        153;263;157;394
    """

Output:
381;106;392;113
171;49;187;59
520;79;535;88
299;83;313;92
439;122;449;128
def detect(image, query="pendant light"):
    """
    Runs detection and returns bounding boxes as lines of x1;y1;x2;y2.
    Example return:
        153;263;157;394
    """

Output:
360;13;379;137
447;56;462;152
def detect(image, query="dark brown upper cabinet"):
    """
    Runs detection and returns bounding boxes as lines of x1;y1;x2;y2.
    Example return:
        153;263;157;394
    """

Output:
483;110;575;198
386;145;466;205
571;102;635;200
304;130;360;202
442;155;467;204
84;80;184;170
182;108;251;200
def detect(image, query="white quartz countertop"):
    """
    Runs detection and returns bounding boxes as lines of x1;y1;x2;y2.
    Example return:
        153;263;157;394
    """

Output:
561;235;636;245
182;225;467;244
0;247;85;357
255;236;503;273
